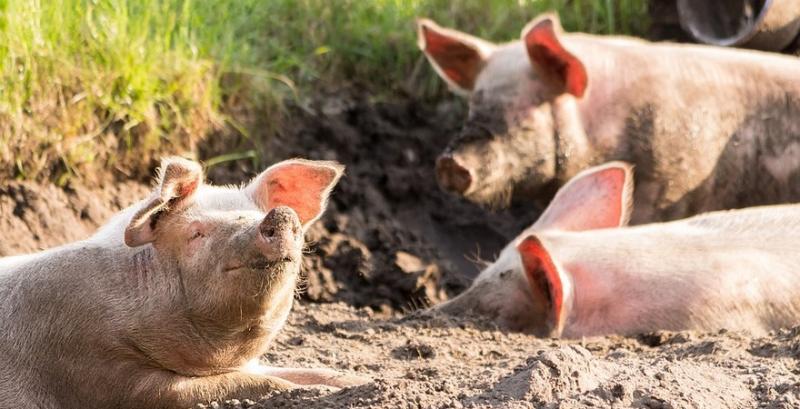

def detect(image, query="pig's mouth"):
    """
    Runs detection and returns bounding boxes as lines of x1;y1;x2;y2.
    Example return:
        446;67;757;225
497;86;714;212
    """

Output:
223;256;295;273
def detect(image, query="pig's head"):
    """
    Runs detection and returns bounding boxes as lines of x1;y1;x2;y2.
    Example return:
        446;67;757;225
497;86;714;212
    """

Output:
122;157;342;363
433;162;632;337
418;14;588;206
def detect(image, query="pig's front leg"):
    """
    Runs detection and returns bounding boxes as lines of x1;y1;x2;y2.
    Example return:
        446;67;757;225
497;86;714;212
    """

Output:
243;359;369;388
261;367;370;388
143;371;296;409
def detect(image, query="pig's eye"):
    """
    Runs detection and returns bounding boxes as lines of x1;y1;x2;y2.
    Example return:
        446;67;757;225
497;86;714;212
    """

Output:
187;221;208;243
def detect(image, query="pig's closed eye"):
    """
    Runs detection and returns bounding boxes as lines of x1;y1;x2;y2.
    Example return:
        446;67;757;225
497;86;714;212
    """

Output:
188;221;207;242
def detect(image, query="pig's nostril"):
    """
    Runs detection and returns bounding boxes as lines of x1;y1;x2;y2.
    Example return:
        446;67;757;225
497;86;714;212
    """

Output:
436;155;473;194
265;227;276;237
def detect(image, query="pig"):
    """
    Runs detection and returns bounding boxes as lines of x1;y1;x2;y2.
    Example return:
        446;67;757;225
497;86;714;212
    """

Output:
417;14;800;223
434;162;800;338
0;157;367;408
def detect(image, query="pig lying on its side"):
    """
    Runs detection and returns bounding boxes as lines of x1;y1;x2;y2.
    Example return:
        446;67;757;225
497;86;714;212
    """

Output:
435;162;800;338
0;157;366;408
418;14;800;223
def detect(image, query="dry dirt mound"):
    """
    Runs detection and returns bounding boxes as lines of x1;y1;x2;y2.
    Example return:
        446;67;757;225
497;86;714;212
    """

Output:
202;303;800;409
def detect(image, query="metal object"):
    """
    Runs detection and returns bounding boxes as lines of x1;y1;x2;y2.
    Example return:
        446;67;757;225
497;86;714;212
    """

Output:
677;0;800;51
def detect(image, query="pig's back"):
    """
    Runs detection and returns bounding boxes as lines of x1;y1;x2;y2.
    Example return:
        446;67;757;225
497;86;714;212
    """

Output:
567;34;800;221
683;204;800;236
570;33;800;79
548;205;800;336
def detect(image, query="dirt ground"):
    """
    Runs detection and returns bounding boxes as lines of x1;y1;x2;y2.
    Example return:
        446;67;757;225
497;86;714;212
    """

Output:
3;92;800;408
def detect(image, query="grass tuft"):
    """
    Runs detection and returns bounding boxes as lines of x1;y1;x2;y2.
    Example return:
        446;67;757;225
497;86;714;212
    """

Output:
0;0;648;183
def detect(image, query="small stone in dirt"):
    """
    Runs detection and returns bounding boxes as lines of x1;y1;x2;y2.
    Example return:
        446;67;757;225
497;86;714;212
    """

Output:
607;348;633;360
392;342;437;360
638;332;671;347
611;383;626;399
640;395;673;409
287;336;304;346
394;251;425;274
224;399;242;408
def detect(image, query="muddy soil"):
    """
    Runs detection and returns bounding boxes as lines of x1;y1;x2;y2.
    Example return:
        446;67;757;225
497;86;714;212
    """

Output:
217;303;800;409
3;93;800;408
204;92;538;311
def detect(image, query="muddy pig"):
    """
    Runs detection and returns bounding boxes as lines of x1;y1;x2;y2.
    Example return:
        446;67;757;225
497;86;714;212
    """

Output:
417;14;800;222
434;162;800;338
0;157;367;408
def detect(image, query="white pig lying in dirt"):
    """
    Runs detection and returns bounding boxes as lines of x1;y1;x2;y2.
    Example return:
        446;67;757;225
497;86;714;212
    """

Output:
434;162;800;338
418;14;800;223
0;157;367;408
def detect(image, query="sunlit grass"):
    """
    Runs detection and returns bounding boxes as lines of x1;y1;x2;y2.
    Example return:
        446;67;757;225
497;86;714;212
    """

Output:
0;0;648;183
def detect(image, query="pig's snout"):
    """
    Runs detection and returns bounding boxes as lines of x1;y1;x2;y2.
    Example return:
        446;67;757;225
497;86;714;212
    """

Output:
436;154;473;194
256;206;302;263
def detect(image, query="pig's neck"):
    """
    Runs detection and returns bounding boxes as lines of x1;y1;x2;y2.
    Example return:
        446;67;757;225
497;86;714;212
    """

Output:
550;37;657;183
549;64;625;183
551;95;593;183
65;241;264;373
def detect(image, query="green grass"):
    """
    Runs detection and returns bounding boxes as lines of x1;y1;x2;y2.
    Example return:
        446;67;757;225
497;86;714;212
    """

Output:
0;0;648;184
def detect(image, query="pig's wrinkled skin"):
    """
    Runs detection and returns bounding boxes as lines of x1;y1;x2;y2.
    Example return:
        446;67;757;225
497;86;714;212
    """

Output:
418;14;800;223
0;157;367;408
434;162;800;338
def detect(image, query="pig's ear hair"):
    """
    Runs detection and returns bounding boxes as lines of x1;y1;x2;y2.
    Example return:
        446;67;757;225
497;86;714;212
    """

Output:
522;14;588;98
417;18;495;95
124;157;204;247
246;159;344;229
517;235;569;338
533;161;633;232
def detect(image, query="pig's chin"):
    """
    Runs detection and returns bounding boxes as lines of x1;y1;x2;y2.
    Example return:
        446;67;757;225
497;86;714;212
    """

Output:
465;172;555;210
463;178;516;210
223;256;298;277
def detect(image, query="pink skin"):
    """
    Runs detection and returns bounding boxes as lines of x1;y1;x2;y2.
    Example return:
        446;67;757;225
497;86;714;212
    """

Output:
434;162;800;338
419;14;800;222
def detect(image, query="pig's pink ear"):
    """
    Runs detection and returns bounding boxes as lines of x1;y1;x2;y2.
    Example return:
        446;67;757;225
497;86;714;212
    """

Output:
417;18;495;95
246;159;344;229
517;235;569;337
534;162;633;232
125;157;203;247
522;14;588;98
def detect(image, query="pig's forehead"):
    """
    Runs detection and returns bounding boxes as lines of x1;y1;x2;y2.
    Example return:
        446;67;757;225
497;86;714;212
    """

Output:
475;43;534;92
194;185;259;212
476;245;522;283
